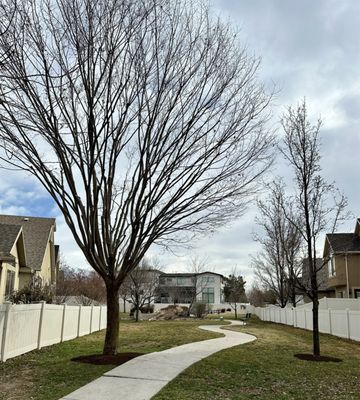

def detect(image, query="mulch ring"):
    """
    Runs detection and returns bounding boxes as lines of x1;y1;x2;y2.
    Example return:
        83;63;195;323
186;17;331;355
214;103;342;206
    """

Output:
71;352;144;366
294;353;342;363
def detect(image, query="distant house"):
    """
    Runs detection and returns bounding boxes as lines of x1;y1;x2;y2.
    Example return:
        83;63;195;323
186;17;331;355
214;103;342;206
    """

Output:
323;219;360;299
0;215;58;303
155;271;225;304
300;258;335;302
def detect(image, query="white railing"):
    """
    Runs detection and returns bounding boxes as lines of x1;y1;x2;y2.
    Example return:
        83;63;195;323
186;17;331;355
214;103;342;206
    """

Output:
252;298;360;342
0;302;107;362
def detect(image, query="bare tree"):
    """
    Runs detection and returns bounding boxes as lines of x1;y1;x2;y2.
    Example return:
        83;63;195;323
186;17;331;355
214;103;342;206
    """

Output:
122;258;161;321
186;256;212;315
252;180;302;307
56;260;106;304
0;0;273;354
281;100;348;357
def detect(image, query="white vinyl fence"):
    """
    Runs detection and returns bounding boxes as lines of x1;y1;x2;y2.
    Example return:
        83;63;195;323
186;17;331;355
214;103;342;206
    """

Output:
0;302;107;362
252;298;360;342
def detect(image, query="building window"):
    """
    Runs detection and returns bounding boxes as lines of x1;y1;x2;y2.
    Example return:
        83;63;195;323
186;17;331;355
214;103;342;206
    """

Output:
353;288;360;299
328;257;336;277
159;277;165;285
177;277;186;285
207;276;215;283
5;270;15;297
202;287;215;303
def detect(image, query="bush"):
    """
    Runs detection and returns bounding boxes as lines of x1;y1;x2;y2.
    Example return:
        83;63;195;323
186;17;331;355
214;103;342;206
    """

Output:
8;276;54;304
221;308;226;313
226;308;231;312
191;302;207;318
140;304;154;314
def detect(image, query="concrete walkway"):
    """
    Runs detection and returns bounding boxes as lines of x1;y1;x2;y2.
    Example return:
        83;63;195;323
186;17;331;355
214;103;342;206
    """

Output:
60;320;256;400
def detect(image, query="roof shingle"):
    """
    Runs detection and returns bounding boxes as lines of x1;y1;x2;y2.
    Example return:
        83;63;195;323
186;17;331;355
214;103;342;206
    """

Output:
0;215;55;270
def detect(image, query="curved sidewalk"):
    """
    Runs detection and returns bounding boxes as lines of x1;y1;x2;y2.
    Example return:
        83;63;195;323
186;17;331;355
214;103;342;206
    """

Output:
60;320;256;400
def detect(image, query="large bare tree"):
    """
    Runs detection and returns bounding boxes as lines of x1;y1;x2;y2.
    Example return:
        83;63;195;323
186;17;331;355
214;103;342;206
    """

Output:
252;180;302;307
0;0;274;354
281;100;347;357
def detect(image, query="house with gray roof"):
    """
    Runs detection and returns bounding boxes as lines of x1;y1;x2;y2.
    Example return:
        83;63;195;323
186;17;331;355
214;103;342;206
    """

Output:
323;218;360;299
0;215;58;303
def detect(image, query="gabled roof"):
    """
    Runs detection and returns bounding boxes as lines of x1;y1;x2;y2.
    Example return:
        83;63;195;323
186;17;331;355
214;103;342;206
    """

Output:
0;215;55;271
326;233;360;254
0;224;22;262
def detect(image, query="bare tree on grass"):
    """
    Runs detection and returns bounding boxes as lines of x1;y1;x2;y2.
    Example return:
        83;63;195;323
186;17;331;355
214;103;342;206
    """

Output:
0;0;273;354
252;180;302;307
122;259;161;321
281;100;348;356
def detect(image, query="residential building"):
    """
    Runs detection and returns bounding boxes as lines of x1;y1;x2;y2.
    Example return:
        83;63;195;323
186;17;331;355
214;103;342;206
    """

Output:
323;218;360;299
155;271;225;304
0;215;58;303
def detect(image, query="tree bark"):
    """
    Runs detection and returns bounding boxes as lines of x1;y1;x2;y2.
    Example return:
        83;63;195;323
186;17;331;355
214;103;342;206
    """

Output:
312;295;320;356
103;283;120;355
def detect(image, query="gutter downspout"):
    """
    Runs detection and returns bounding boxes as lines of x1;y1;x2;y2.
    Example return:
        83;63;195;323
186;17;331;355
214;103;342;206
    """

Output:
345;253;350;298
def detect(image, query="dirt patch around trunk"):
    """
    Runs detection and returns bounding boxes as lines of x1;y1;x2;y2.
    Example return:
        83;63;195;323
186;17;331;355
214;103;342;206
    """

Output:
71;352;144;365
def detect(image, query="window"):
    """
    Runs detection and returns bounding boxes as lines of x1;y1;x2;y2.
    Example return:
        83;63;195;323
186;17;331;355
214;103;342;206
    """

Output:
328;256;336;277
202;287;215;303
5;270;15;297
207;276;215;283
159;277;165;285
177;277;186;285
354;288;360;299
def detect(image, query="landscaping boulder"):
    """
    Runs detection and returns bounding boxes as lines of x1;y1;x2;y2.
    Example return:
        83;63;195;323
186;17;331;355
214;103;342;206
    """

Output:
150;305;189;320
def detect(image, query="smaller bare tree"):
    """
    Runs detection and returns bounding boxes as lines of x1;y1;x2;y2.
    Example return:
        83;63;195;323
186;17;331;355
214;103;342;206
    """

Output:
281;100;348;356
122;259;161;322
252;180;302;307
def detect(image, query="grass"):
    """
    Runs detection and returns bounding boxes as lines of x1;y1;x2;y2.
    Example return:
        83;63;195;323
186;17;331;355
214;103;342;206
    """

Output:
0;318;225;400
153;317;360;400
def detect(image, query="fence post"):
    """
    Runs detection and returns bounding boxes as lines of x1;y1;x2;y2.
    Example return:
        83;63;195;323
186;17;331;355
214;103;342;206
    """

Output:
328;308;332;335
61;304;67;342
77;305;82;337
37;301;46;349
345;309;350;339
90;305;94;333
1;302;12;362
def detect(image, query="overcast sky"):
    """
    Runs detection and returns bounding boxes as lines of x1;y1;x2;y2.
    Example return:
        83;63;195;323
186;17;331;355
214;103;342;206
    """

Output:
0;1;359;288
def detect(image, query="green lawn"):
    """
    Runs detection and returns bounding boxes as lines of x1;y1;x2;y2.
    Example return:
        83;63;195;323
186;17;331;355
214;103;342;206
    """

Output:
0;318;224;400
153;317;360;400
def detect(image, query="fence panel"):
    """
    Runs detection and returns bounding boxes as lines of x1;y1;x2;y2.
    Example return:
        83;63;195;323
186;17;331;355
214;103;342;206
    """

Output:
330;310;348;339
0;304;106;362
318;309;331;334
41;304;63;347
91;307;100;333
5;304;41;359
296;309;306;329
305;310;313;331
286;309;293;326
349;311;360;341
63;306;80;341
78;306;92;336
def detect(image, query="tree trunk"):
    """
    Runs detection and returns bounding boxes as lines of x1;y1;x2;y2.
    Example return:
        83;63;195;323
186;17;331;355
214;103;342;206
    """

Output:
312;295;320;356
135;306;139;322
234;305;237;320
103;283;120;355
123;298;126;313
